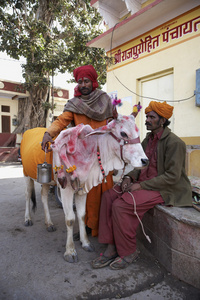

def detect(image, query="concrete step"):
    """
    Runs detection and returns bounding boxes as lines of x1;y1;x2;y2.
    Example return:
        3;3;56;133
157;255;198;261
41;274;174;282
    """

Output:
137;205;200;289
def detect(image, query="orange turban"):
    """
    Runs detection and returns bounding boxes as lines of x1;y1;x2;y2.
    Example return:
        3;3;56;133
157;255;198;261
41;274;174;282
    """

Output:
145;101;174;119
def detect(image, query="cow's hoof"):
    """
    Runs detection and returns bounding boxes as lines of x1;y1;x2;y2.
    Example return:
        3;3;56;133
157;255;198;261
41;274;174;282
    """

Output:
82;243;95;252
47;225;56;232
24;220;33;226
64;253;78;263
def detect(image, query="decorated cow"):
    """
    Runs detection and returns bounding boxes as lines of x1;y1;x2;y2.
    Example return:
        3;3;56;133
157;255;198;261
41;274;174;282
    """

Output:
21;115;148;263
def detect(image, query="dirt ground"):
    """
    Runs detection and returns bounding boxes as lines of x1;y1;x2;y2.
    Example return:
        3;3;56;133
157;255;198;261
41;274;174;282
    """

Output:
0;162;200;300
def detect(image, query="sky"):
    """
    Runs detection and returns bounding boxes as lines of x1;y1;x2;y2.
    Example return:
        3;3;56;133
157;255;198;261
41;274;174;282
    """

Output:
0;52;77;98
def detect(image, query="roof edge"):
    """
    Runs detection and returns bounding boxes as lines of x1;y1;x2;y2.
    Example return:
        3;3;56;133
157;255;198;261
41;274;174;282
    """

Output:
87;0;163;47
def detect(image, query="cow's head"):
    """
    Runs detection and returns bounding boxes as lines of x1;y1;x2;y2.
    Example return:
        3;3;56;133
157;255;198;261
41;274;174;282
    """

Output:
86;114;148;169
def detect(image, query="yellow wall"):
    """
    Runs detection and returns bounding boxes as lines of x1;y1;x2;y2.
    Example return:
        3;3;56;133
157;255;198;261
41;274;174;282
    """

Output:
186;148;200;177
0;96;22;145
181;137;200;146
0;96;18;133
46;97;67;127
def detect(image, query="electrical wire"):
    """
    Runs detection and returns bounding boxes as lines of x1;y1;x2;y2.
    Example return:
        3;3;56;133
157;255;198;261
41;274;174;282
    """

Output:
114;75;195;103
109;19;195;103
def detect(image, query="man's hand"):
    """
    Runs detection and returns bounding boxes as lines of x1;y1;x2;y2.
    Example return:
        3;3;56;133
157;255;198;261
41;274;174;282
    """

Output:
129;183;142;192
121;176;142;193
121;176;133;192
41;132;54;152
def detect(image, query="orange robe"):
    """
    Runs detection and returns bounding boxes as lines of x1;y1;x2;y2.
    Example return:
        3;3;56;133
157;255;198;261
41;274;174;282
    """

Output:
46;111;114;236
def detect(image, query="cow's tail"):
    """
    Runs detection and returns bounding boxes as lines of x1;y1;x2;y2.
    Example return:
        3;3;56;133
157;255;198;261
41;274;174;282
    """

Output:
31;184;37;213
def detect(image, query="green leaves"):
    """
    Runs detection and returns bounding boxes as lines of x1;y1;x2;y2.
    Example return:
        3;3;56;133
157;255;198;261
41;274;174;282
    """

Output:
0;0;107;87
0;0;108;129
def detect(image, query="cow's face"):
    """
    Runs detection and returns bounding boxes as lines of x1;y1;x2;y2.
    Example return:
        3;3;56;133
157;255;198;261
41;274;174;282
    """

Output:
86;115;148;169
110;115;148;168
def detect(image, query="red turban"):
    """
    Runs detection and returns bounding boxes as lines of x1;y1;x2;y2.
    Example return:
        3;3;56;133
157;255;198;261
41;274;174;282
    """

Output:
145;101;174;119
73;65;99;97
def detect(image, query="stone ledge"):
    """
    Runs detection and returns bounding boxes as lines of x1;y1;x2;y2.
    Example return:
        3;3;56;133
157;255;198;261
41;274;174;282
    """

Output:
155;205;200;228
137;205;200;289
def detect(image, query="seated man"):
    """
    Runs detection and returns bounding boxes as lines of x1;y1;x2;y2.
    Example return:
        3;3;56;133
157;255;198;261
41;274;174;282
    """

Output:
92;101;192;270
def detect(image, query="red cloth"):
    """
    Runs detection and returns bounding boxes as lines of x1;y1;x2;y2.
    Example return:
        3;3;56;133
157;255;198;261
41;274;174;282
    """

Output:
73;65;99;97
85;172;113;237
138;130;163;181
98;185;164;257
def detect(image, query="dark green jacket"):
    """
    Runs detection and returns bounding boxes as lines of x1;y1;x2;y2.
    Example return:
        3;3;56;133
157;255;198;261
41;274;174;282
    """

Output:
127;127;192;207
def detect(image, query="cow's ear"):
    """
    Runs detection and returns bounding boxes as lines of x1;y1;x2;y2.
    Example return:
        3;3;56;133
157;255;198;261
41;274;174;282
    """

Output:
85;120;117;137
85;131;105;137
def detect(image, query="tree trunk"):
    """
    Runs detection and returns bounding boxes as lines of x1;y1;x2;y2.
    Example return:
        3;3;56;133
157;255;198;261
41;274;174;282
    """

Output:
13;85;49;134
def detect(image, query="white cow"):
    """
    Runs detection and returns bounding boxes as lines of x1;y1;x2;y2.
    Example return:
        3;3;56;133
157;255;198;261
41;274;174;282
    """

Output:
21;115;148;263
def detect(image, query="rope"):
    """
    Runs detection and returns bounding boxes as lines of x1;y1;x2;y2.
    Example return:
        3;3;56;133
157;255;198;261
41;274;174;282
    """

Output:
128;191;151;243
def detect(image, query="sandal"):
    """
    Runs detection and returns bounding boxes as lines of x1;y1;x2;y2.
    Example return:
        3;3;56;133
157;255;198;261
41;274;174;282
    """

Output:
192;193;200;212
110;252;139;270
91;253;118;269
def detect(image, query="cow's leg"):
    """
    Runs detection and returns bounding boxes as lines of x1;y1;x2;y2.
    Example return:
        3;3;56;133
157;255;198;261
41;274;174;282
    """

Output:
41;183;56;232
24;176;34;226
75;194;94;252
60;187;78;263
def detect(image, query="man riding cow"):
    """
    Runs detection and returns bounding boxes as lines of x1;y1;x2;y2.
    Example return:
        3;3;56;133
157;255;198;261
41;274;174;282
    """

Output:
41;65;117;238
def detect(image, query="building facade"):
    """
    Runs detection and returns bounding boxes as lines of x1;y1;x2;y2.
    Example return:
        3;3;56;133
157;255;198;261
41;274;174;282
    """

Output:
88;2;200;288
89;0;200;145
0;79;69;146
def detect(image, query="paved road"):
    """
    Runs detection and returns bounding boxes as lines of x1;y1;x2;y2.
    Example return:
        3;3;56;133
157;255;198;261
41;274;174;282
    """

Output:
0;162;200;300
